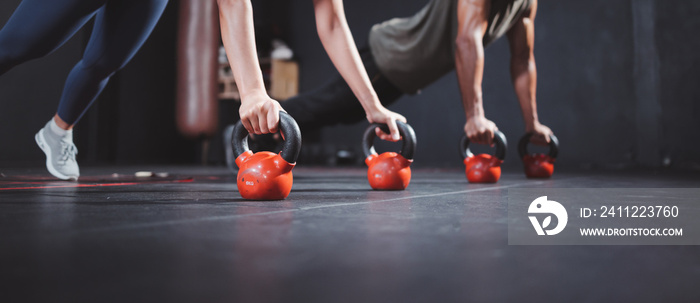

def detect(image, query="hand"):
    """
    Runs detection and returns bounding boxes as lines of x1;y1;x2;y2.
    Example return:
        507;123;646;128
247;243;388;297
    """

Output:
367;107;407;142
526;121;554;146
239;93;284;135
464;116;498;145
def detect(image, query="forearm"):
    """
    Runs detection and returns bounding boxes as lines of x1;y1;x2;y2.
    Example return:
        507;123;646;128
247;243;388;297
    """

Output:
511;55;539;131
218;0;268;100
314;0;382;115
218;0;283;135
455;36;486;120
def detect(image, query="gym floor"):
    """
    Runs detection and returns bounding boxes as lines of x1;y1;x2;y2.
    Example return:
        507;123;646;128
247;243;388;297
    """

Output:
1;166;699;302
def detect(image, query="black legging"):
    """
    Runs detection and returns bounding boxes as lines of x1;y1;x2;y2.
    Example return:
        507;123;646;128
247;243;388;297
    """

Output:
0;0;168;125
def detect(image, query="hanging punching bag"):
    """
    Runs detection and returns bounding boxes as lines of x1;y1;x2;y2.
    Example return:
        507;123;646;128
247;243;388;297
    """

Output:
176;0;219;138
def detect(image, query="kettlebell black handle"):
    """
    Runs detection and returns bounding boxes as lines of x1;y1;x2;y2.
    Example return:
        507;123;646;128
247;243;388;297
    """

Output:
231;111;302;164
362;121;417;160
460;130;507;161
518;133;559;159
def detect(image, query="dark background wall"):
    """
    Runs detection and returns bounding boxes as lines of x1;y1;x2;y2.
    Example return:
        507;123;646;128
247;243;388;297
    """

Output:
1;0;698;170
656;0;700;170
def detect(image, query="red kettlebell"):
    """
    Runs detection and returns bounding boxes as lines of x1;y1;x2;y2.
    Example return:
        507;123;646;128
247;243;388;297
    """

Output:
518;133;559;178
231;112;302;200
363;121;417;190
460;131;507;183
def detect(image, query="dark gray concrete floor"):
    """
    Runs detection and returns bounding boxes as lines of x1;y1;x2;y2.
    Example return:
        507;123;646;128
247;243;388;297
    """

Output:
1;166;699;302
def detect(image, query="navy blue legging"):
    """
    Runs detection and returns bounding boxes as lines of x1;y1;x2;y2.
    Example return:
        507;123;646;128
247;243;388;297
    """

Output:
0;0;168;125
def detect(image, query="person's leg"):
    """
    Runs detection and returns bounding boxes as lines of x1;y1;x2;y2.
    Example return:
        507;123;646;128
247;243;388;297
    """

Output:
36;0;168;180
282;47;404;131
0;0;105;180
0;0;104;75
55;0;169;125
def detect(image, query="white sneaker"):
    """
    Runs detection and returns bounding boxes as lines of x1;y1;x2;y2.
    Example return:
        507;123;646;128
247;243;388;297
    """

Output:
35;124;80;181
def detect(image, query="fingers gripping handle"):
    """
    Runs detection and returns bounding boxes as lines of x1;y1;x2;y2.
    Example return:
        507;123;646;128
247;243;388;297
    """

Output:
460;130;507;160
518;133;559;159
232;111;302;164
362;121;417;160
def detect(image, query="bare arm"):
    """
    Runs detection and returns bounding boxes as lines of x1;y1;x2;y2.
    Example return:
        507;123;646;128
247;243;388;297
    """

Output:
313;0;405;141
218;0;283;135
455;0;497;145
506;0;553;145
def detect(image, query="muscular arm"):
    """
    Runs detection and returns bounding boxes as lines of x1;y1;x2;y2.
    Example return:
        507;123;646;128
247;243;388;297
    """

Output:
313;0;405;141
506;0;553;144
218;0;283;135
455;0;496;145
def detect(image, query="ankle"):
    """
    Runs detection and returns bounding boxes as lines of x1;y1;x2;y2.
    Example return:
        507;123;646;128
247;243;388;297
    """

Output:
47;118;72;137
